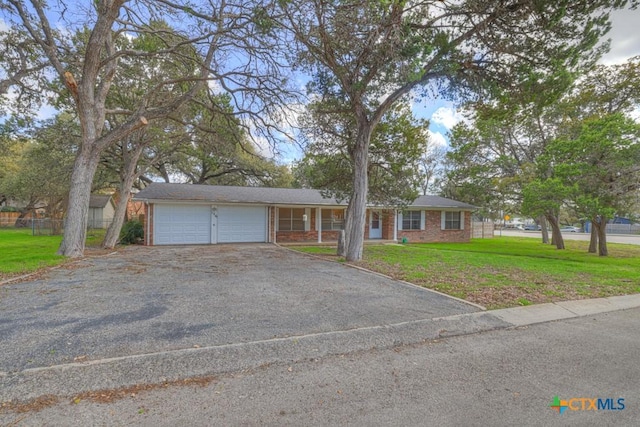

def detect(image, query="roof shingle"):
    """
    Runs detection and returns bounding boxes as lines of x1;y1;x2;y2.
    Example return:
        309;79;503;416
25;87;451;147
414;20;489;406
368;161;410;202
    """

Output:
133;183;476;210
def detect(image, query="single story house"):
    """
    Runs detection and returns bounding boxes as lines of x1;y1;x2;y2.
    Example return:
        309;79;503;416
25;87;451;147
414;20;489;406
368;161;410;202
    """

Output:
133;183;476;245
88;194;116;229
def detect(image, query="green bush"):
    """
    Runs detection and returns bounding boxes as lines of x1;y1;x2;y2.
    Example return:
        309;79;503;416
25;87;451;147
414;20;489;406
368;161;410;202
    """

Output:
119;220;144;245
0;206;21;212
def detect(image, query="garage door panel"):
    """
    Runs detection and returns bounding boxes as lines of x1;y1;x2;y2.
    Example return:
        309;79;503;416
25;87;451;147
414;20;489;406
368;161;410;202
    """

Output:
217;206;266;243
154;204;211;245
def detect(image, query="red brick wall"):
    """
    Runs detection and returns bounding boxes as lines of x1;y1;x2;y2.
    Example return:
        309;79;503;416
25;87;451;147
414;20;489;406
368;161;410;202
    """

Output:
381;210;395;240
276;230;341;242
398;210;471;243
145;203;154;246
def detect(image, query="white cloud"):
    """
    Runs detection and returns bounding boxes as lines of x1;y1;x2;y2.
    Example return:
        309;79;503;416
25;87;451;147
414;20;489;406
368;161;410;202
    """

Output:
430;107;464;130
427;129;448;148
599;7;640;65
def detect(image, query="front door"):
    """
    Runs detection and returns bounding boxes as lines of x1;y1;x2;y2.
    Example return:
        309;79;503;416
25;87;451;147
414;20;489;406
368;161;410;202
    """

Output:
369;210;382;239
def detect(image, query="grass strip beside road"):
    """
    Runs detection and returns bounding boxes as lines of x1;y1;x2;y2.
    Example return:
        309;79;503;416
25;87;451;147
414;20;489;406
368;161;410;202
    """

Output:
294;237;640;309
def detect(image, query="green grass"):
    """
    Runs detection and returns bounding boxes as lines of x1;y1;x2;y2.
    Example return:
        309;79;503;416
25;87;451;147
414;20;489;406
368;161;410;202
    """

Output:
0;228;107;278
294;237;640;309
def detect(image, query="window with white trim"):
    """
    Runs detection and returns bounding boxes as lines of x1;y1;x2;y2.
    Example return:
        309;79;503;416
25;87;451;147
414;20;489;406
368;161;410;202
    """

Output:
402;210;421;230
321;209;344;230
444;211;462;230
278;208;305;231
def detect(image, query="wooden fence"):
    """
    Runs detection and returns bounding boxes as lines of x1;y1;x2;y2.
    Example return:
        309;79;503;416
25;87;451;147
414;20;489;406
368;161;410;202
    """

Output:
471;221;494;239
0;212;20;227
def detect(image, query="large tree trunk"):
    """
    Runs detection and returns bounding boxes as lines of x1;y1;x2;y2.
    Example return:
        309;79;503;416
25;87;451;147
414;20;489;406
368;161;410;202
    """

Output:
102;140;144;249
545;213;565;250
344;131;370;262
589;219;598;253
538;215;549;244
597;217;609;256
57;145;101;257
102;185;132;249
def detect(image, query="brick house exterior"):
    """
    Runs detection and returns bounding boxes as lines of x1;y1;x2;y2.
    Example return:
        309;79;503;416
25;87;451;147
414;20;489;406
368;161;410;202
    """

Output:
134;183;476;245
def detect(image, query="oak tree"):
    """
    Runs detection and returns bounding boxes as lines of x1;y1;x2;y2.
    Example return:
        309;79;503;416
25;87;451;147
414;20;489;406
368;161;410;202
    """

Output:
272;0;627;260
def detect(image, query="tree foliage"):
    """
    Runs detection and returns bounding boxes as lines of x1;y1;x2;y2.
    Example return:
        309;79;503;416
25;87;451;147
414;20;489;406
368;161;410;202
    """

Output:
271;0;626;260
445;57;640;254
294;102;425;206
545;113;640;255
1;1;296;257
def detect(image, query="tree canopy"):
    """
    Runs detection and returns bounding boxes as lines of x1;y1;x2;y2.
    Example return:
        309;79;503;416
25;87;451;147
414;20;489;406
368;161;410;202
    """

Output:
0;0;296;257
270;0;629;260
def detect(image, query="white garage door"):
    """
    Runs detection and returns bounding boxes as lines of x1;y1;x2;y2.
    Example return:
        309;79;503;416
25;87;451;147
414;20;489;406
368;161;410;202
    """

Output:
217;206;267;243
154;204;211;245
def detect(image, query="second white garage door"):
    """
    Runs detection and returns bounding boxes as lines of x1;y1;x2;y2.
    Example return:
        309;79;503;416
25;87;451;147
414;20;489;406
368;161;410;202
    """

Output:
216;205;267;243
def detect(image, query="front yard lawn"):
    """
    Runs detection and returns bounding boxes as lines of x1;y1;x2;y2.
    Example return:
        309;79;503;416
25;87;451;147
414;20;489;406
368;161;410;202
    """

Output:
294;237;640;309
0;228;107;281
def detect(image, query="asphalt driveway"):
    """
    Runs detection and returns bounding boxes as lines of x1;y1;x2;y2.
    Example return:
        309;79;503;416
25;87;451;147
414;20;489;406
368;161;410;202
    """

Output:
0;244;479;375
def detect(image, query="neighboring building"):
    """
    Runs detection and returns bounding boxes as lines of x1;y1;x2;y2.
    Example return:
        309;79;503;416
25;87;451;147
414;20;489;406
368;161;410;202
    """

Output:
88;194;116;229
133;183;476;245
585;217;640;235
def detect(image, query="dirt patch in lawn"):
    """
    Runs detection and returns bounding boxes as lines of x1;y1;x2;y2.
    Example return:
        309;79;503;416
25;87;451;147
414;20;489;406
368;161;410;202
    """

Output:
0;247;123;286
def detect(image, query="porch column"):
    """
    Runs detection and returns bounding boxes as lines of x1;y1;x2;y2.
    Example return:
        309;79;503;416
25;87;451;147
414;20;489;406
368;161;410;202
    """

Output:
273;207;277;244
317;207;322;243
393;209;398;241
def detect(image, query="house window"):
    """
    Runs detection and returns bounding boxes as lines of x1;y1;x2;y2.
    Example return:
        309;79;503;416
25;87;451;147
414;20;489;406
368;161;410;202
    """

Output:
321;209;344;230
402;210;421;230
444;211;461;230
279;208;305;231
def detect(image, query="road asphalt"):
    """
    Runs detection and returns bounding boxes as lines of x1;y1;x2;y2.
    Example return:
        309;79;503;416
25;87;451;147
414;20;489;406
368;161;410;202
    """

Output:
1;298;638;426
0;295;640;426
497;229;640;245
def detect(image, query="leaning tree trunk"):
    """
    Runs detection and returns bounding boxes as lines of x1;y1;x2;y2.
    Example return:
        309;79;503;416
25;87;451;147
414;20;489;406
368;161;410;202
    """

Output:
344;131;370;262
102;184;133;249
597;217;609;256
545;213;565;250
102;140;144;249
588;219;598;253
538;215;549;244
57;144;101;257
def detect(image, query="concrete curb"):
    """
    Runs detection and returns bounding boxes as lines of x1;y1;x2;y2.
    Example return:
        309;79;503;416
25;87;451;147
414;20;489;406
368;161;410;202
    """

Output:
492;294;640;326
0;312;508;402
2;293;640;403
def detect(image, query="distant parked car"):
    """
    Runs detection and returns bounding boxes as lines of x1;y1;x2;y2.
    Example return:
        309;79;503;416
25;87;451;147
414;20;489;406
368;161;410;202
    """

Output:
560;226;581;232
523;224;540;231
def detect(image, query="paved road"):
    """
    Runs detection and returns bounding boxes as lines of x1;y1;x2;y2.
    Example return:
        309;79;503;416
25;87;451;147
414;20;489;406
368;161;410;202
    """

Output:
2;307;638;426
497;229;640;245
